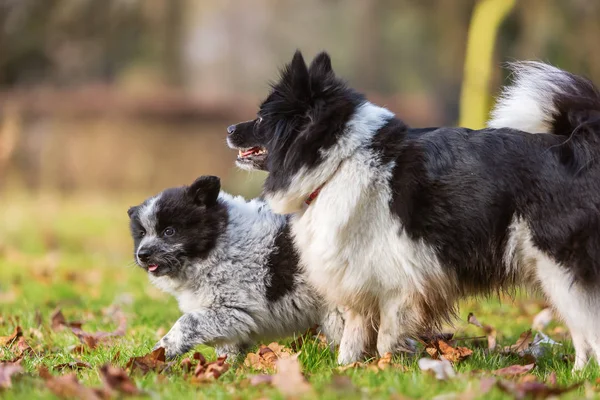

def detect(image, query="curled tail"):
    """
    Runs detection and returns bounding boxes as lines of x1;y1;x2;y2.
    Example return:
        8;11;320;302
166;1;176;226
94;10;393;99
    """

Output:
488;61;600;138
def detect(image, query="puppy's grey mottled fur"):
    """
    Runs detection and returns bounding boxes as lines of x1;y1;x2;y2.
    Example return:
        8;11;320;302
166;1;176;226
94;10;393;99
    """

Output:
128;176;344;358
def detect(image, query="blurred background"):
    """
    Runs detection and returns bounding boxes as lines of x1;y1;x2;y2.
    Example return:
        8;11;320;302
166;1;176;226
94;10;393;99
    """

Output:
1;0;600;200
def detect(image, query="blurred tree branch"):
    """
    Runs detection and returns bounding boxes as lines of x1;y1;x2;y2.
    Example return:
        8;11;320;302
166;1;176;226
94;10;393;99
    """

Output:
459;0;515;129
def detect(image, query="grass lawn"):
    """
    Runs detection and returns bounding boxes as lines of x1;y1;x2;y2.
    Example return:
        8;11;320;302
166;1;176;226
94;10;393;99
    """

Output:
1;194;599;399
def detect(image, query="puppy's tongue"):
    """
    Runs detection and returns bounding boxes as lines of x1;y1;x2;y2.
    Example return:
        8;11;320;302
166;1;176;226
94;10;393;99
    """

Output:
148;265;158;272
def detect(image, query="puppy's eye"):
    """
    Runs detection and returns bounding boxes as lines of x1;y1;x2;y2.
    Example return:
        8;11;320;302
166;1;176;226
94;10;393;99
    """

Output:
163;227;175;237
257;116;263;124
139;230;146;237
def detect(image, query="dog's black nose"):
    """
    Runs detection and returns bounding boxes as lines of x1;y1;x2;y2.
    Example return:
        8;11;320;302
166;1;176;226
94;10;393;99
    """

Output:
137;248;150;263
227;124;236;134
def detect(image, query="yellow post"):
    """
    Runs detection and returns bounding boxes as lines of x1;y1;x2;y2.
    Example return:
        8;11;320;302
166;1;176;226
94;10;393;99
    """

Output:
459;0;516;129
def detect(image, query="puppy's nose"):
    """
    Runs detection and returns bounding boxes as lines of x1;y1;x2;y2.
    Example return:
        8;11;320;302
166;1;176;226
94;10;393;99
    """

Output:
227;124;236;135
137;248;150;263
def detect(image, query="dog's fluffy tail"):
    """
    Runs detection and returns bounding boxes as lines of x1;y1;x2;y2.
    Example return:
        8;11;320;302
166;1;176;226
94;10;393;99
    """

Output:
488;61;600;138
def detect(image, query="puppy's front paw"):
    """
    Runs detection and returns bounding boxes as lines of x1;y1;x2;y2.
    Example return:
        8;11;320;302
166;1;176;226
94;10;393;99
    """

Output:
154;334;189;360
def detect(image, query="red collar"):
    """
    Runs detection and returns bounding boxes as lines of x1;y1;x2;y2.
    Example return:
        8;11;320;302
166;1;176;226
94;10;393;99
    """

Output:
305;186;323;205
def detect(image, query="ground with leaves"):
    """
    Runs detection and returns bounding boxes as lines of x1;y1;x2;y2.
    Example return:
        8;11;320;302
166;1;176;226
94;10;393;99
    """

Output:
1;194;600;399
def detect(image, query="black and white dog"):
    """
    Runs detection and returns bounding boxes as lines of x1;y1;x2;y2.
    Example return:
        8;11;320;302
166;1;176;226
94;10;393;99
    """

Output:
128;175;344;359
227;51;600;369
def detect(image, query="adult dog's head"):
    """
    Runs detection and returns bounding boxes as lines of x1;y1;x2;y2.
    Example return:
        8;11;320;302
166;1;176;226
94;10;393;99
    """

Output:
227;51;374;213
127;176;227;278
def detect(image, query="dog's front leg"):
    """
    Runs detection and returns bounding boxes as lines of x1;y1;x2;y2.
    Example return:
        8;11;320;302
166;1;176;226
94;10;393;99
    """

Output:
154;308;256;359
377;293;420;356
337;309;376;365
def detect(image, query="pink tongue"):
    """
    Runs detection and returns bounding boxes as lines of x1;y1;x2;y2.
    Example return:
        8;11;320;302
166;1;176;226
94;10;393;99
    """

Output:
148;265;158;272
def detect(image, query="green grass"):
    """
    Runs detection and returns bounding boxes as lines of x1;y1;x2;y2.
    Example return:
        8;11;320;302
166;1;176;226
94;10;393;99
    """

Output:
1;194;599;399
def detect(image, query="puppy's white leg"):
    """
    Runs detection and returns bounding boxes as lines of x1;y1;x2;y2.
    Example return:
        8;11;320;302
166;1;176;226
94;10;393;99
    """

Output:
319;305;346;349
155;308;255;359
215;342;250;359
337;309;374;365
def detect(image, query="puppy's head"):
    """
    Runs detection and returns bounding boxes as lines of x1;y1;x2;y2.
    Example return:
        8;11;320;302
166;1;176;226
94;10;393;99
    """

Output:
127;176;227;278
226;51;364;188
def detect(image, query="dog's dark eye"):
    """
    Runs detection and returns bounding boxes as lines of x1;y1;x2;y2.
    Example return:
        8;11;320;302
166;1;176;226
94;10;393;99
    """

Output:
257;116;263;124
139;230;146;237
163;227;175;237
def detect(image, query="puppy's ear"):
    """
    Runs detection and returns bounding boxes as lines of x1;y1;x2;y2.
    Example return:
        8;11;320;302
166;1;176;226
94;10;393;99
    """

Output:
188;176;221;207
127;206;138;218
282;50;310;101
309;52;333;79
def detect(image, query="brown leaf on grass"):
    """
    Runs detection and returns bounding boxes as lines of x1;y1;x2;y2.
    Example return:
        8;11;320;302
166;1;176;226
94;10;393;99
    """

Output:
505;330;533;355
99;364;141;396
39;366;107;400
67;308;127;350
1;334;31;362
0;359;23;389
467;312;497;350
425;339;473;363
492;363;535;377
14;336;32;356
244;343;293;372
191;356;230;383
53;360;92;371
497;379;581;400
50;309;83;331
126;347;170;375
272;355;313;397
0;326;22;346
180;352;206;373
336;352;403;373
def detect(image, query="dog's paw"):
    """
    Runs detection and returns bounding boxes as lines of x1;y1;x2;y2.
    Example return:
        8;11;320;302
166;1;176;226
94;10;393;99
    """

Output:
154;335;189;360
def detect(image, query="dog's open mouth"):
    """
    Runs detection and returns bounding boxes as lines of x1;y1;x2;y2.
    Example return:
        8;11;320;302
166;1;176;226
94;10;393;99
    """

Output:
235;146;268;170
148;264;159;273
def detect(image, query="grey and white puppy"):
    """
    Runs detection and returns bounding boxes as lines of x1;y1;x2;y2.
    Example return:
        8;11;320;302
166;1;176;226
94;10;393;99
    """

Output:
128;175;344;359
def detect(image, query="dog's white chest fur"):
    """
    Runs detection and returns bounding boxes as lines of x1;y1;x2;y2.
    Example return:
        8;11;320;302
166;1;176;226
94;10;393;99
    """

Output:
292;152;445;312
149;275;214;313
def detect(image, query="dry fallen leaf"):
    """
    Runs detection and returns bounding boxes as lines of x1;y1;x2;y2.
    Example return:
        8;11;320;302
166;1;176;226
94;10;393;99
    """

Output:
126;347;169;375
497;379;581;399
272;355;313;397
492;363;535;377
467;312;497;351
191;356;230;383
244;343;293;372
99;364;141;396
337;352;402;373
40;366;106;400
180;352;206;373
50;309;83;331
0;359;23;389
67;308;127;350
425;339;473;363
0;326;22;346
53;360;92;371
418;357;456;380
504;330;533;356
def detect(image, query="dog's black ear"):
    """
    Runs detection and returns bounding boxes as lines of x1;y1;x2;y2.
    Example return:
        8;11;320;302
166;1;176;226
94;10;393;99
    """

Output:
282;50;310;100
127;206;138;219
188;176;221;207
309;52;333;79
